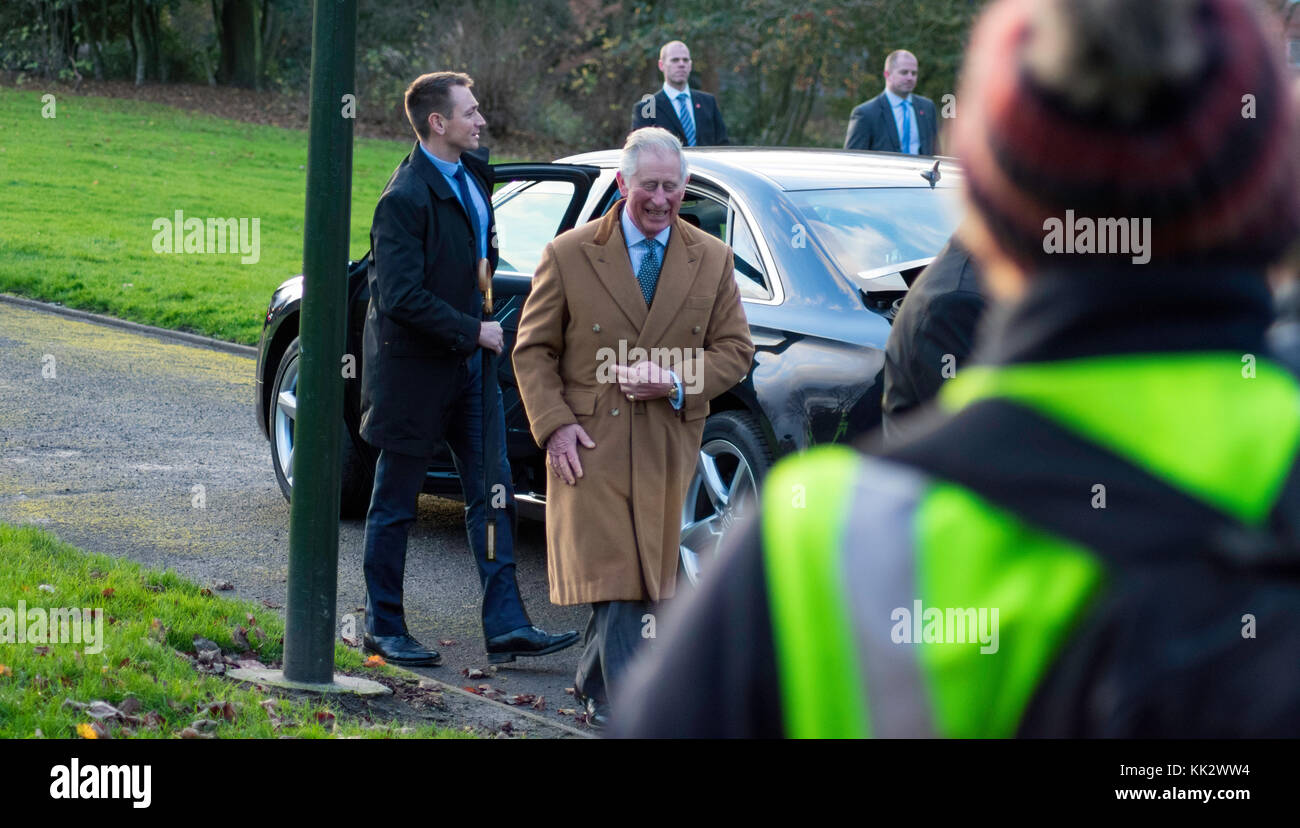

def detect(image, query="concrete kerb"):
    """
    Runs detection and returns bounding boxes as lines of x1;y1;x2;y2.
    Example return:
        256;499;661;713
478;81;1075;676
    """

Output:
0;293;258;359
411;667;597;739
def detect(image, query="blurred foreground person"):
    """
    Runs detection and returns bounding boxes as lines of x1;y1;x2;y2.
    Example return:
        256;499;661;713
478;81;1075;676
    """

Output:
618;0;1300;738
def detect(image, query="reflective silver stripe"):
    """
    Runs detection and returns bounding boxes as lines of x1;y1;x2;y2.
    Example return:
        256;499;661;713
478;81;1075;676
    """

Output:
840;457;936;737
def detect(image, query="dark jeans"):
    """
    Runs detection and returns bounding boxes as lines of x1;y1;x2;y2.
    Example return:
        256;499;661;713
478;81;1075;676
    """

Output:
575;600;654;708
363;353;531;639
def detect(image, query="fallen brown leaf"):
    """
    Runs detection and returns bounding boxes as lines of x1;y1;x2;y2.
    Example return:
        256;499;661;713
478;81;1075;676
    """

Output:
261;599;282;609
364;654;386;667
32;646;49;656
101;587;115;598
199;588;212;597
531;696;546;711
0;664;11;677
462;668;486;679
438;639;457;647
215;581;233;591
245;612;257;627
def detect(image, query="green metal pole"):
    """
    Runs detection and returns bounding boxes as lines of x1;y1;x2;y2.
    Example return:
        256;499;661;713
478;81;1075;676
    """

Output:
284;0;357;684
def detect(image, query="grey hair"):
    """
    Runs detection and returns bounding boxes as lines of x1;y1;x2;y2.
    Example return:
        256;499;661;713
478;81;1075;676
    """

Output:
620;127;689;182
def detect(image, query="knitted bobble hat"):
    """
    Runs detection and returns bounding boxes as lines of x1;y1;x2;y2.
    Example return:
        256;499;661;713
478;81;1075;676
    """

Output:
954;0;1300;269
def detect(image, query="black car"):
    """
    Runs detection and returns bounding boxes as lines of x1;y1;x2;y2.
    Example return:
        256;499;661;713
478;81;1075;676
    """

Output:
255;147;962;584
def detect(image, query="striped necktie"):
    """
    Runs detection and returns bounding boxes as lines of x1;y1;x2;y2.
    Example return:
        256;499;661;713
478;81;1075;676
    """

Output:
676;93;697;147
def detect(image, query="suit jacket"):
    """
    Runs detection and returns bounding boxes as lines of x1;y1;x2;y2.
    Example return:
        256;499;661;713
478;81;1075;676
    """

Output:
359;143;499;458
513;202;754;605
631;88;729;146
881;237;986;444
844;91;938;155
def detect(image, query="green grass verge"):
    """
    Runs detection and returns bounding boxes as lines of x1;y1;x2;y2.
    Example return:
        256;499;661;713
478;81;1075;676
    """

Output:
0;523;466;739
0;88;517;345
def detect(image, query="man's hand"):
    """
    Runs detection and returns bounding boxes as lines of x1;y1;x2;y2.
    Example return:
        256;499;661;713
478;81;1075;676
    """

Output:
545;423;595;485
616;361;676;401
478;320;504;354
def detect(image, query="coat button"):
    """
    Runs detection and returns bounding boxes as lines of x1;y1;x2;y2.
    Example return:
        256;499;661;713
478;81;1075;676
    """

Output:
692;325;701;334
611;408;620;416
593;324;601;333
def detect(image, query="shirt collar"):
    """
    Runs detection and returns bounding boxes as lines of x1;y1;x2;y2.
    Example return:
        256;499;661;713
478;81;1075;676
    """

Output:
664;82;692;102
884;88;910;108
419;142;462;178
620;203;672;250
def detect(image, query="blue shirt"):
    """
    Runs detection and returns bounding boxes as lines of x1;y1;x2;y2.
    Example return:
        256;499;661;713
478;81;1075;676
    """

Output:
620;206;684;409
419;143;490;258
884;89;920;155
664;82;696;142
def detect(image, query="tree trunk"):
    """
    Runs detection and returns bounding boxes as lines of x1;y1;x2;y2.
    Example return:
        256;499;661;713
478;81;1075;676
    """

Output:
130;0;146;85
218;0;258;88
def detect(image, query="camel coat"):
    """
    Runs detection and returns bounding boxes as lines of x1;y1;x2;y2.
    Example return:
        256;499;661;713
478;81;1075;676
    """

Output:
512;202;754;605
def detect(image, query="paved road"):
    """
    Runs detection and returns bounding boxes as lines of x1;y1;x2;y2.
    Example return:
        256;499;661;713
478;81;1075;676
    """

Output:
0;301;595;730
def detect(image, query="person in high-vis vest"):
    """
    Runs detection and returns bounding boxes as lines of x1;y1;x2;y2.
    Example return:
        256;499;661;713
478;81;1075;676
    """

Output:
615;0;1300;738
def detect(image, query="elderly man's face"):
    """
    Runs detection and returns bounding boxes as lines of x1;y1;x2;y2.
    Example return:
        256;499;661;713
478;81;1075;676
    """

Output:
617;149;684;237
885;52;919;97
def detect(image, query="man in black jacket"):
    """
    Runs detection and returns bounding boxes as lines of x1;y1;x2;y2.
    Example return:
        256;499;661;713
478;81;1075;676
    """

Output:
882;236;986;443
359;72;577;666
844;50;938;155
630;41;728;146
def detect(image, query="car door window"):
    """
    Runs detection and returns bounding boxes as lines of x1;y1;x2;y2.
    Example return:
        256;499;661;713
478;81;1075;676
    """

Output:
728;211;773;300
492;179;578;275
678;191;728;241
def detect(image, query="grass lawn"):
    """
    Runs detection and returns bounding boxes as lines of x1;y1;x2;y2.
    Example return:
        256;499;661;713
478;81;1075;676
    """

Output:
0;88;517;346
0;523;465;739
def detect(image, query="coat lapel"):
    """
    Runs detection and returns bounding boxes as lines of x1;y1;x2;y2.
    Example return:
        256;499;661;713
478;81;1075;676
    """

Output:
878;95;901;152
637;216;704;349
657;90;687;143
582;204;649;329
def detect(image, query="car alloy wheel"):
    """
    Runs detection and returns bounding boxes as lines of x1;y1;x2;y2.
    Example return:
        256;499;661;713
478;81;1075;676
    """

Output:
268;337;375;519
270;339;300;497
679;412;772;588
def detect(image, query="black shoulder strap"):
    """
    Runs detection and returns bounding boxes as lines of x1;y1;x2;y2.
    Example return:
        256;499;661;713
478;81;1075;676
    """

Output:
880;398;1300;571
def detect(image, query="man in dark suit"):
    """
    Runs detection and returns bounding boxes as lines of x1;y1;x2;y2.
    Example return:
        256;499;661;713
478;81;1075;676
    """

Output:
881;235;987;443
359;71;578;666
844;49;939;155
630;41;729;146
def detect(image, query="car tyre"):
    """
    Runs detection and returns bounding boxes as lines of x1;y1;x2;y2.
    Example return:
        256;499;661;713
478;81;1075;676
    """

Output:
269;337;376;519
678;410;773;590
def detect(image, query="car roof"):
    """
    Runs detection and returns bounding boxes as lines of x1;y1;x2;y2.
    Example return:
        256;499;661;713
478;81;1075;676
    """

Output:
554;146;964;192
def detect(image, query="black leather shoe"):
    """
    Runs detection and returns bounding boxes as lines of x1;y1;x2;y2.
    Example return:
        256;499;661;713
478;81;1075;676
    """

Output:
581;695;609;730
363;633;441;666
485;625;579;664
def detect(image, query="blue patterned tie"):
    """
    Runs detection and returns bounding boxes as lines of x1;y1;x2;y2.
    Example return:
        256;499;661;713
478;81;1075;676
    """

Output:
636;238;661;305
898;99;912;154
676;93;697;147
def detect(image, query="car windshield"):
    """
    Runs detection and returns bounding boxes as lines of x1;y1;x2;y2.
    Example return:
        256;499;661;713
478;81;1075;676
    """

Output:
787;187;962;277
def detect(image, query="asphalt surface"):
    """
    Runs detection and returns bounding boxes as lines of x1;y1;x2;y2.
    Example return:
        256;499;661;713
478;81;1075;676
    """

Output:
0;300;596;733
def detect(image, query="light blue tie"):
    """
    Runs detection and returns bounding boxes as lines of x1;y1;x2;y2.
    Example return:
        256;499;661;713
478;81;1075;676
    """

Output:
636;239;662;305
898;99;912;154
676;93;697;147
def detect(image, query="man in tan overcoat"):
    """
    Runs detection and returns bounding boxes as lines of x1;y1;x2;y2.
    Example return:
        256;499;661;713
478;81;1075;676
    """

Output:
513;127;754;728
